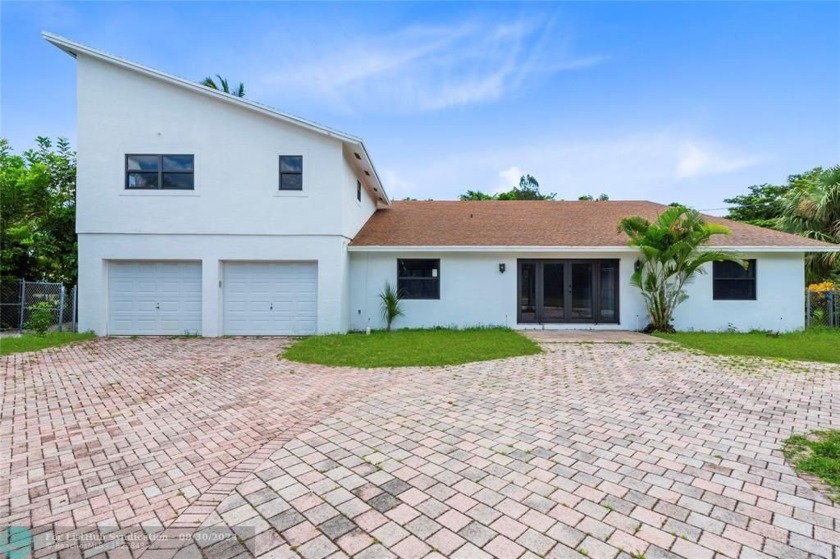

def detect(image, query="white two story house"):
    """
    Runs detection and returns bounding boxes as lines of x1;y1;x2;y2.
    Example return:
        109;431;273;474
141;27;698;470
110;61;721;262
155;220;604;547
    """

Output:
46;33;838;336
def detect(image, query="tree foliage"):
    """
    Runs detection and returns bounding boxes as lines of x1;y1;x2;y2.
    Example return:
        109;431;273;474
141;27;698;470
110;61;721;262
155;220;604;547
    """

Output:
725;165;840;282
776;166;840;282
578;193;610;201
459;174;555;201
459;190;496;201
1;137;77;284
497;174;555;200
618;205;741;332
201;74;245;97
724;183;790;228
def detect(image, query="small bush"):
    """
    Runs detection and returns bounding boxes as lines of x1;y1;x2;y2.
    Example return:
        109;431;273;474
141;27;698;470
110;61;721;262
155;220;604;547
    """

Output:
25;301;54;336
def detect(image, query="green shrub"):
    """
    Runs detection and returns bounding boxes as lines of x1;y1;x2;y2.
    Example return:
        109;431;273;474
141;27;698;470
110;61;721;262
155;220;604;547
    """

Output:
378;281;404;331
25;301;54;336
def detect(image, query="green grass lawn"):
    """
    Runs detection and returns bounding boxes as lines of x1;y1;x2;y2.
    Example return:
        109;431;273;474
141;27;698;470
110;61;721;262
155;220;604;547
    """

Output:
783;430;840;501
654;328;840;364
283;327;542;368
0;331;96;356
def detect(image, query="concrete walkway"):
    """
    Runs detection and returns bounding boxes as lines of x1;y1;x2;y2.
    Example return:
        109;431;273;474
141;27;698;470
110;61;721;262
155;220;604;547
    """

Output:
522;330;668;344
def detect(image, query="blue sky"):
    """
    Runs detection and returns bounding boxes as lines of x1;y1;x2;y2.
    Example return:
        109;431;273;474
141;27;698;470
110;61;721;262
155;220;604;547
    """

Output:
2;1;838;212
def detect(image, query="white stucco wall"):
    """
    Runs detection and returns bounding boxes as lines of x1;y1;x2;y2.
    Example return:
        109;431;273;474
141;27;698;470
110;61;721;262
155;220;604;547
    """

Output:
348;252;649;331
348;251;806;333
75;53;377;236
673;252;805;332
73;53;381;336
78;234;350;336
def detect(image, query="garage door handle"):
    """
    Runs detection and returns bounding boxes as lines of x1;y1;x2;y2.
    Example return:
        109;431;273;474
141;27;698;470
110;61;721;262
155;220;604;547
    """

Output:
156;303;160;310
270;303;273;311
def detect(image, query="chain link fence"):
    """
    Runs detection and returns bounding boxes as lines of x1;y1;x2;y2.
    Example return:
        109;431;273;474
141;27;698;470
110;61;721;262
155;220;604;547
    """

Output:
0;279;77;333
806;289;839;328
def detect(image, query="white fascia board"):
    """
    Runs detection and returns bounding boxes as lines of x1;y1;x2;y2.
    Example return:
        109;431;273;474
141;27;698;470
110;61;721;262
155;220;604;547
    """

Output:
42;31;390;204
712;246;838;253
347;245;837;253
347;246;638;253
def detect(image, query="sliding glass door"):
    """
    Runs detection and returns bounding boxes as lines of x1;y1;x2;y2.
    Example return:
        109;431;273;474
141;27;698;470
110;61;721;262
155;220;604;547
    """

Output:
517;260;619;324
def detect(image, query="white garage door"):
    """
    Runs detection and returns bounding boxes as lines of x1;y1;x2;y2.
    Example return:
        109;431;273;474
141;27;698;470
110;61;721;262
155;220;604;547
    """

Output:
223;262;317;335
109;261;202;335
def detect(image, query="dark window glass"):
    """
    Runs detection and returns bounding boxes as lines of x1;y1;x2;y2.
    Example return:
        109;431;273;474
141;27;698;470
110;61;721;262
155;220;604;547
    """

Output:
125;154;193;190
162;173;194;190
713;260;756;300
280;156;303;190
163;155;194;171
127;172;159;189
126;155;160;171
357;180;362;202
398;259;440;299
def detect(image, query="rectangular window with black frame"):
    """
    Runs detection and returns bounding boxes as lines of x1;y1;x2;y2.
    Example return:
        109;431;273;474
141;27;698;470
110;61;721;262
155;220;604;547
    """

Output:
713;259;756;300
397;259;440;299
126;154;194;189
279;155;303;190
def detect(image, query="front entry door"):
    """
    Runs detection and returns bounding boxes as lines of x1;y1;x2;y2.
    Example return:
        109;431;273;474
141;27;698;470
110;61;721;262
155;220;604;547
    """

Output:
518;260;618;324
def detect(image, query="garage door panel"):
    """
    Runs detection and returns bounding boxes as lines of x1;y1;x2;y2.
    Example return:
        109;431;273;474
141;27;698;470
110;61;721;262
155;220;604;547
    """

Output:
223;262;317;335
109;261;202;335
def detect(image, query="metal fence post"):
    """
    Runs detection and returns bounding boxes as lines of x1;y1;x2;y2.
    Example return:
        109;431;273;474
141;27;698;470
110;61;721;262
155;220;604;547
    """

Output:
72;286;77;332
804;289;810;329
58;285;66;332
18;280;26;334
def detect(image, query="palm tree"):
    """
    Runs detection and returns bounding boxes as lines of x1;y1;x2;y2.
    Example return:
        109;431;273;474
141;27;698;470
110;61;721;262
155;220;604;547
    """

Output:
618;205;742;332
776;166;840;282
201;74;245;97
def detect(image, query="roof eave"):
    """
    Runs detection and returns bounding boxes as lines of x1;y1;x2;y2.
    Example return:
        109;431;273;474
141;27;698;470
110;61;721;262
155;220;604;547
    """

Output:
347;245;837;253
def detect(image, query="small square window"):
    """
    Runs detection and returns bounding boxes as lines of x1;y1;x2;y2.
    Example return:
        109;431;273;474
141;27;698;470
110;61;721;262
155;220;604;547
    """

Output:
279;156;303;190
713;260;756;300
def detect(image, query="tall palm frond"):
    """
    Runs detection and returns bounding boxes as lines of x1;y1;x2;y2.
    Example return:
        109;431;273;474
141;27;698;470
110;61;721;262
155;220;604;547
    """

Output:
201;74;246;97
776;166;840;282
618;205;741;332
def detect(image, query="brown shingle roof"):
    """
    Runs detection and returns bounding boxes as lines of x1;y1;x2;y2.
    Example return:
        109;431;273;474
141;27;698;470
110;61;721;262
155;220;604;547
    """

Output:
350;200;839;249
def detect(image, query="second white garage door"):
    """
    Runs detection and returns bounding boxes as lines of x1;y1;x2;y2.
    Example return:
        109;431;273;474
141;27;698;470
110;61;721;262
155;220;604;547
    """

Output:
223;262;318;335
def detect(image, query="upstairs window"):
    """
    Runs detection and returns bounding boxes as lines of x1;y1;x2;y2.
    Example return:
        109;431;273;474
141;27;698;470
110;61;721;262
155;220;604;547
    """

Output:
126;154;194;190
279;156;303;190
713;260;756;300
398;259;440;299
357;180;362;202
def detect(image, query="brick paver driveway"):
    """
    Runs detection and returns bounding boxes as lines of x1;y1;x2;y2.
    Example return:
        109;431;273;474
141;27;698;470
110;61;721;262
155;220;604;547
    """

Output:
3;339;839;559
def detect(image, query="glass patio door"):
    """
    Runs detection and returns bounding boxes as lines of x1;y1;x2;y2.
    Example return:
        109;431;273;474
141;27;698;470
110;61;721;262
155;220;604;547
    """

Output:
542;263;566;322
517;260;618;324
569;262;594;320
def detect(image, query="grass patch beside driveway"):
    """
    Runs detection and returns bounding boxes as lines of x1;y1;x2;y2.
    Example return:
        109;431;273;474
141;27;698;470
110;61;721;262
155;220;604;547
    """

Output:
0;331;95;356
783;430;840;501
654;328;840;364
283;327;541;368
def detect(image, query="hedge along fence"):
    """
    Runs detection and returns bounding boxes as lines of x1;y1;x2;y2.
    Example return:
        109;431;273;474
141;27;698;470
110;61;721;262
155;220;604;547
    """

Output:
0;278;77;333
806;282;839;328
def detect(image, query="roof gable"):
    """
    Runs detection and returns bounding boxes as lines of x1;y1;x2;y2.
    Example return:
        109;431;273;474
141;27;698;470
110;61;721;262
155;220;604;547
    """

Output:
43;31;390;206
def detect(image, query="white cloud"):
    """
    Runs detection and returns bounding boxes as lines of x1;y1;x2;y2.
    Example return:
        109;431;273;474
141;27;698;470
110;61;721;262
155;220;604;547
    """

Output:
382;131;766;210
675;142;764;179
251;17;604;113
379;168;414;199
497;166;524;192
